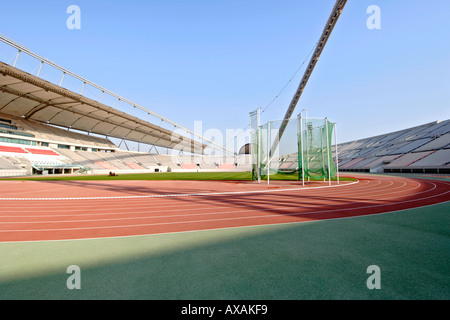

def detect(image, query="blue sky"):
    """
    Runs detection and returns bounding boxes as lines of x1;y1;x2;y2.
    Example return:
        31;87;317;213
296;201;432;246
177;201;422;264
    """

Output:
1;0;449;150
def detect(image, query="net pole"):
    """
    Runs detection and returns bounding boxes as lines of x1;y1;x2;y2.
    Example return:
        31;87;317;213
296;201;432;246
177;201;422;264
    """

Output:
335;122;340;184
255;108;261;183
305;111;310;181
326;118;331;186
321;122;326;182
299;114;305;186
267;121;271;185
249;111;254;181
258;126;261;183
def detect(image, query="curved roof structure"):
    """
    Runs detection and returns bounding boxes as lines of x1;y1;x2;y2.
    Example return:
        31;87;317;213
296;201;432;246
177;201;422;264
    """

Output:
0;61;203;152
0;34;235;154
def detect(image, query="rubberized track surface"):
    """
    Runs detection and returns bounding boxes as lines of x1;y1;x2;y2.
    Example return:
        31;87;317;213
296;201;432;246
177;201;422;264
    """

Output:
0;174;448;242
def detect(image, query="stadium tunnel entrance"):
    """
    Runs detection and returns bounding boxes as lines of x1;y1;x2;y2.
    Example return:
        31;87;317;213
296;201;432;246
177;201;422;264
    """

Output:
32;164;84;175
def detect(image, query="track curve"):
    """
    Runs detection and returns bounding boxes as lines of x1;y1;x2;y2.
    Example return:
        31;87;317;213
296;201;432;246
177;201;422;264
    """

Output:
0;174;448;242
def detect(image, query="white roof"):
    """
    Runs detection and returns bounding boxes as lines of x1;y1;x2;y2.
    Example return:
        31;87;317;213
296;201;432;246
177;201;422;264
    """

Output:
0;61;205;152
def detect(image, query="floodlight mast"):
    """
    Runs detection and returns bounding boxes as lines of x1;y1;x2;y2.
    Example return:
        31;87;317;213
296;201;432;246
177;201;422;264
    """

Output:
269;0;347;157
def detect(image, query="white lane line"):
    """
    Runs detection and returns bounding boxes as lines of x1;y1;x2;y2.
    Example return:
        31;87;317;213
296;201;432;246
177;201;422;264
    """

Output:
0;180;358;201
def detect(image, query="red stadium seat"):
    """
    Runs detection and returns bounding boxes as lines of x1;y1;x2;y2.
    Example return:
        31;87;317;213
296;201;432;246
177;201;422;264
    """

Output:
94;161;119;170
126;162;144;170
218;163;236;170
25;148;60;156
181;163;198;169
0;145;28;153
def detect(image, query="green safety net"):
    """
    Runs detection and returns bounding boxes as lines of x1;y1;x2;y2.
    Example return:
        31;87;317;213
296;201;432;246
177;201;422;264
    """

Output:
298;118;337;181
249;110;259;181
250;116;337;182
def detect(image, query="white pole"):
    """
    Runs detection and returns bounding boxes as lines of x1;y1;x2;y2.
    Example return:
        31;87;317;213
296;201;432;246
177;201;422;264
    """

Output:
258;126;261;183
80;82;86;94
36;61;44;77
335;122;340;184
251;108;261;183
305;110;310;181
326;118;332;186
59;72;65;86
320;122;326;183
300;114;305;186
267;121;271;185
257;108;261;183
13;50;20;67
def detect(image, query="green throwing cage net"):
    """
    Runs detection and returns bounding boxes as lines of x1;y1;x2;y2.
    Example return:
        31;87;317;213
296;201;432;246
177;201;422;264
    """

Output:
298;117;337;181
250;112;337;183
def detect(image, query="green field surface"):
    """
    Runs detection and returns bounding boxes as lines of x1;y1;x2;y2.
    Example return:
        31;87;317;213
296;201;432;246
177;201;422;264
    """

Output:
0;171;354;182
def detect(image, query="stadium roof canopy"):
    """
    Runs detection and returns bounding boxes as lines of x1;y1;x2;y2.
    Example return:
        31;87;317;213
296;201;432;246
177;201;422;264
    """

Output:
0;35;234;154
0;61;204;152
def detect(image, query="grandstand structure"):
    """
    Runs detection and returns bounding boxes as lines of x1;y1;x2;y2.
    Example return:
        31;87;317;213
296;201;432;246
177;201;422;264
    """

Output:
0;111;251;177
246;119;450;178
0;35;250;176
336;120;450;174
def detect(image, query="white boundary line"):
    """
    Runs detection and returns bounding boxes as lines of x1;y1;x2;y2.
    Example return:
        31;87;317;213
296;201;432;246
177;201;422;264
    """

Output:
0;180;359;201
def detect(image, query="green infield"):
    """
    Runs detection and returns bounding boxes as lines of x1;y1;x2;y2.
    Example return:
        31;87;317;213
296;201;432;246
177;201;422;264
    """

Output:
0;171;354;182
0;171;251;181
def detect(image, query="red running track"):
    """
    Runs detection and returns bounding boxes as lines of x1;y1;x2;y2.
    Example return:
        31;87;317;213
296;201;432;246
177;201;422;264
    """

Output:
0;174;448;242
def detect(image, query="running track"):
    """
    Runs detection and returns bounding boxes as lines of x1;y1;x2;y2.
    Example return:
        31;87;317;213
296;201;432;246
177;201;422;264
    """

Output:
0;174;448;242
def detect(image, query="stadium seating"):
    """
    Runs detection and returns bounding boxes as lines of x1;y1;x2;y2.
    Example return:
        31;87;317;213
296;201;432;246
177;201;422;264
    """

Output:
409;149;450;168
1;112;247;175
181;163;198;170
337;120;450;174
0;145;27;153
94;161;119;171
218;163;236;170
383;151;434;169
12;115;116;149
0;156;22;170
125;162;145;170
25;148;60;156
